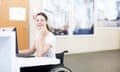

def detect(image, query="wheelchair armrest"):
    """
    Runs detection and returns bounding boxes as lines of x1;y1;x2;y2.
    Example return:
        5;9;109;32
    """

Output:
63;50;69;53
56;50;69;65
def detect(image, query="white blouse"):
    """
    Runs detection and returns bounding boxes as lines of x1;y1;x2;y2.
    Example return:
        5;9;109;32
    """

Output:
35;32;56;58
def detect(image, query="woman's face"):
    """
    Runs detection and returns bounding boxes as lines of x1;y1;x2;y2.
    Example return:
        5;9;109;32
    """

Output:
35;15;47;30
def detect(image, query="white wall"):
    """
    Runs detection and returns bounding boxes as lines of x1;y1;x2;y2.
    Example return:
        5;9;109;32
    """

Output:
29;0;42;48
56;29;120;54
29;0;120;54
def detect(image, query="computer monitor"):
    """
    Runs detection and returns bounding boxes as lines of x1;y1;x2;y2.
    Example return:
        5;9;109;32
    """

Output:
0;28;16;72
0;27;35;57
0;27;18;55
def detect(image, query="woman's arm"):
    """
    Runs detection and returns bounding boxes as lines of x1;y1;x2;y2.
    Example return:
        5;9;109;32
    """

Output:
35;32;52;57
19;44;36;56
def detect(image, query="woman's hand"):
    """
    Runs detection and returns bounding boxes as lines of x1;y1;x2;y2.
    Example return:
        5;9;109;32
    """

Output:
38;27;48;39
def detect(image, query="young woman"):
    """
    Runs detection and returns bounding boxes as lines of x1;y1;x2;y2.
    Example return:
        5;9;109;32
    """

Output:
19;12;56;58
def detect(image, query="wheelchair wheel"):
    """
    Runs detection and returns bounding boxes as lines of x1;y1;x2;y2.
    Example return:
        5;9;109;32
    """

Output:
49;66;72;72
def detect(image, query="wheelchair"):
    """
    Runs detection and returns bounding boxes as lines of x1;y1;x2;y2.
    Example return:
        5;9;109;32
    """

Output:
49;50;72;72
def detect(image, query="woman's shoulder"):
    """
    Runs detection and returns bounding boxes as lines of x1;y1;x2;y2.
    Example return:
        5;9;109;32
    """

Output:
45;32;56;44
45;32;56;42
47;32;56;39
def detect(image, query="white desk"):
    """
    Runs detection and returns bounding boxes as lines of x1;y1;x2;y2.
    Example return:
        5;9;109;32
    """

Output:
16;57;60;67
0;32;60;72
16;57;60;72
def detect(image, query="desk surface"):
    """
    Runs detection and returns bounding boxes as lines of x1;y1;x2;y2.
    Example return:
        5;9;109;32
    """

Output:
16;57;60;67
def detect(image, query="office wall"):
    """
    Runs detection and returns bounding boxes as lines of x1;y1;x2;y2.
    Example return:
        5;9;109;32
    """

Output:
29;0;43;49
56;29;120;54
29;0;120;54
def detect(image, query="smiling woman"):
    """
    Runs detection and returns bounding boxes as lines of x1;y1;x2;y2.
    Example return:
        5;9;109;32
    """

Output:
19;12;56;58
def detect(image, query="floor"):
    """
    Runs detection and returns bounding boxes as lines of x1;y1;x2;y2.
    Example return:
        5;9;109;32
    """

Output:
64;50;120;72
